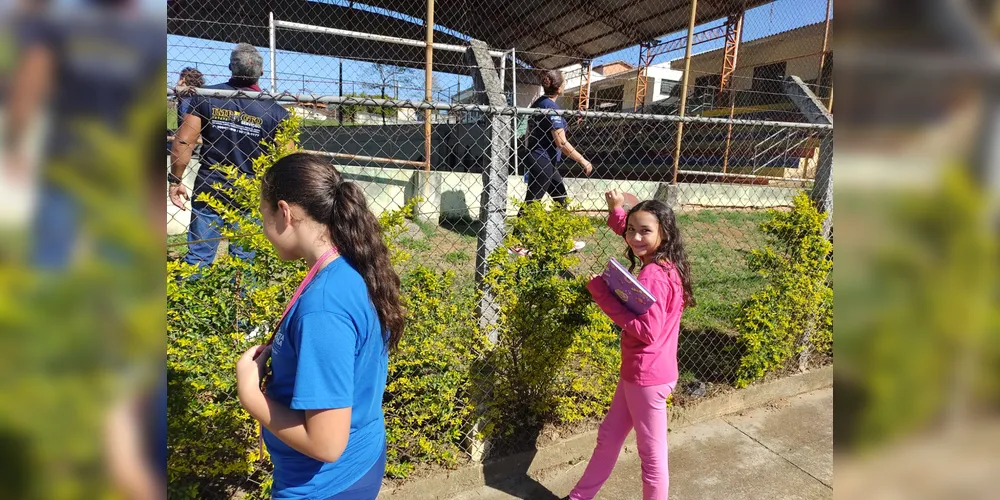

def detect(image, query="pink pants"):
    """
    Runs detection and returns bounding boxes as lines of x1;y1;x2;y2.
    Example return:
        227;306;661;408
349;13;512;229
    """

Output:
570;378;675;500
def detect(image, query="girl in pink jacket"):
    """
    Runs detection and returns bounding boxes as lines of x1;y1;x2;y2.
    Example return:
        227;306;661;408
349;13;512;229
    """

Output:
569;190;696;500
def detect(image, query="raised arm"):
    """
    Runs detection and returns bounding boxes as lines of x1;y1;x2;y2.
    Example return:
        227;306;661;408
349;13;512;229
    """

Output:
605;189;628;236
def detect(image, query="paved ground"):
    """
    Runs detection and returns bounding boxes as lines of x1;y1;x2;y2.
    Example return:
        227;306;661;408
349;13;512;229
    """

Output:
446;388;833;500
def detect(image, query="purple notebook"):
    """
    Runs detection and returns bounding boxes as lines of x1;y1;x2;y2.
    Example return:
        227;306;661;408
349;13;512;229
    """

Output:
601;258;657;315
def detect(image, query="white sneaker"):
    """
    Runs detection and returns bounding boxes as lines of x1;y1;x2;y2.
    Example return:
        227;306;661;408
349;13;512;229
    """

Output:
569;241;586;253
508;246;531;257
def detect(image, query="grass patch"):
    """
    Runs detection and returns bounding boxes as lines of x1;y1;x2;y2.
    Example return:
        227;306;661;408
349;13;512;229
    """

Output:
167;233;189;259
412;219;439;239
399;237;432;253
443;250;471;265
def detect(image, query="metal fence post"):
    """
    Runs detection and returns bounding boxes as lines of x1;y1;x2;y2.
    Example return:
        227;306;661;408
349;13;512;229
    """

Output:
784;75;833;372
785;75;833;240
465;39;510;462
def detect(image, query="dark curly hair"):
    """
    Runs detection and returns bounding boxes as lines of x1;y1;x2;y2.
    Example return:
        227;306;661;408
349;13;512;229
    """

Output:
624;200;696;308
179;67;204;88
261;152;405;350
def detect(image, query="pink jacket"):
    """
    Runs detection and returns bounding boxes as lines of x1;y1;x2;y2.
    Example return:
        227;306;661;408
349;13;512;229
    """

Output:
586;207;684;386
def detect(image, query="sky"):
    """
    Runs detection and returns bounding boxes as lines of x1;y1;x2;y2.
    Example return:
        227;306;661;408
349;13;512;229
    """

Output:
167;0;831;102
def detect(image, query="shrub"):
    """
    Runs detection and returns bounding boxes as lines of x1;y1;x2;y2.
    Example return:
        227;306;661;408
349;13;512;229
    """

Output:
480;200;620;443
548;308;621;424
384;266;485;478
167;115;304;499
167;114;486;493
733;192;833;388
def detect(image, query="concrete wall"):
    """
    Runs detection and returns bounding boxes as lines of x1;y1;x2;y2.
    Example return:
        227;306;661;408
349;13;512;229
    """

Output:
167;158;199;236
335;167;802;219
166;158;801;236
513;84;542;107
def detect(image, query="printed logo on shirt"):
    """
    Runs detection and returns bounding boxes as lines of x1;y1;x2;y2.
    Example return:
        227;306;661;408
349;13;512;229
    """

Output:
210;106;265;138
272;326;285;355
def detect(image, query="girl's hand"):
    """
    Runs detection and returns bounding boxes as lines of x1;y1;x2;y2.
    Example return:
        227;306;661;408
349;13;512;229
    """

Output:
586;273;607;293
236;344;271;392
605;189;625;212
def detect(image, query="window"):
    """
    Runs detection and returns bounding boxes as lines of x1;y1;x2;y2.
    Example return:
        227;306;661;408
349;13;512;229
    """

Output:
659;79;677;97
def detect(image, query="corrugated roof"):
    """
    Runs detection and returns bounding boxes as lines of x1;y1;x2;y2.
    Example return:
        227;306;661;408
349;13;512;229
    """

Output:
670;21;827;66
168;0;777;73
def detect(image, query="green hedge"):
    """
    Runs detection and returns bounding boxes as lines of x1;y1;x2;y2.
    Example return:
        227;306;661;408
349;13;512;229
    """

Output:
166;114;834;497
733;192;833;388
166;118;621;496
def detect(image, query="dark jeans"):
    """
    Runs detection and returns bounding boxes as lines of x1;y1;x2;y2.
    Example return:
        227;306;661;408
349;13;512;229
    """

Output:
32;181;131;268
32;182;78;268
524;150;568;207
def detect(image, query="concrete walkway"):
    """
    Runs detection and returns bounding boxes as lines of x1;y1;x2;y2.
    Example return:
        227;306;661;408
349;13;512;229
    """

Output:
446;388;833;500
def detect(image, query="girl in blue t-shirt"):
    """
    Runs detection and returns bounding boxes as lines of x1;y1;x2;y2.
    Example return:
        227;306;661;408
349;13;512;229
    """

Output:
236;152;405;499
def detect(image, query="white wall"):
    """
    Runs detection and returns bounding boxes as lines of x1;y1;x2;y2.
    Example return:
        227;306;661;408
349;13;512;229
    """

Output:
646;65;683;104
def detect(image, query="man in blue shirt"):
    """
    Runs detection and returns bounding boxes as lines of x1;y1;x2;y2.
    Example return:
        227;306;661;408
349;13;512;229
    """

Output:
169;43;289;268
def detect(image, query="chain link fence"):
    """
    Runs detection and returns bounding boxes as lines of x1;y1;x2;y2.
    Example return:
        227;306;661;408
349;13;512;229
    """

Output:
167;0;832;496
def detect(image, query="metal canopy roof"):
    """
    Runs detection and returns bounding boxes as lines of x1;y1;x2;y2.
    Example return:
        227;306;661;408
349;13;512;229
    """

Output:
168;0;775;73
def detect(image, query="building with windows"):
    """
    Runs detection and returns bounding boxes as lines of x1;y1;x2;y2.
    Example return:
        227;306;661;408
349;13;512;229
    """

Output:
557;60;682;112
670;21;831;118
450;60;682;116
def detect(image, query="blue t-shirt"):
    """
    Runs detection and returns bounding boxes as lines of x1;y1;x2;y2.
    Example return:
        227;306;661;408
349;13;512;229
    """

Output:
189;81;289;207
527;96;566;162
264;258;389;499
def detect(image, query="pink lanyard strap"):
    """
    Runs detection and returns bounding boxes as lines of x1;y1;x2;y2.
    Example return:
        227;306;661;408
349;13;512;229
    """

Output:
257;246;339;458
266;246;339;346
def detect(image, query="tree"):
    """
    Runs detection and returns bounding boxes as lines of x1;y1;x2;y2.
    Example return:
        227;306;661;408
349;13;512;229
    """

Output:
372;63;417;124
